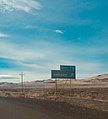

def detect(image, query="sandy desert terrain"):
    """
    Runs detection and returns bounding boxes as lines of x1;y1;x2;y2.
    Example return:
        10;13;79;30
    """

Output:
0;74;108;118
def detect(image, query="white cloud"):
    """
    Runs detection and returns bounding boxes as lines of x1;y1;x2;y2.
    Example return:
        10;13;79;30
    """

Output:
54;30;64;34
0;39;108;81
0;0;42;13
0;32;9;38
24;25;34;29
0;41;45;61
0;74;19;79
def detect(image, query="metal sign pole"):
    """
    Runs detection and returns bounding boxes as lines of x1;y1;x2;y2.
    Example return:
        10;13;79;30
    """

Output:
55;78;57;100
70;78;72;96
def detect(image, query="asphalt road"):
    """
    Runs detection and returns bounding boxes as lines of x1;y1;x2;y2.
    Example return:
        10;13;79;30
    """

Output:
0;97;108;119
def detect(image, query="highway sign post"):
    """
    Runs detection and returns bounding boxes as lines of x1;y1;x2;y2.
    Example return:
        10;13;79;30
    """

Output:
51;65;76;99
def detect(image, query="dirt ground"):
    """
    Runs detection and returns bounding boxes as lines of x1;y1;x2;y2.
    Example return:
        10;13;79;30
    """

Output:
0;80;108;112
0;97;108;119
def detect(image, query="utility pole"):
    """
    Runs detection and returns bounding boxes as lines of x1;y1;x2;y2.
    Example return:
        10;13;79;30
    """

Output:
70;78;72;96
20;72;24;93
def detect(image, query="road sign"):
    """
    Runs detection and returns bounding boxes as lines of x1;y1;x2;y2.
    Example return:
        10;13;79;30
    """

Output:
60;65;76;71
51;70;76;79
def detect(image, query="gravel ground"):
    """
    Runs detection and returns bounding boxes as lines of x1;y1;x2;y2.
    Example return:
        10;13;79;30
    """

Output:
0;97;108;119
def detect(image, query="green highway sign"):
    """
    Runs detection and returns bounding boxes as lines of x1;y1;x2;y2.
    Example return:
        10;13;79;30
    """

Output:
51;70;76;79
60;65;76;71
51;65;76;79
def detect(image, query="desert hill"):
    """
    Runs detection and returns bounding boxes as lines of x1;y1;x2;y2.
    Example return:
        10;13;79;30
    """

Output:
89;74;108;82
0;74;108;89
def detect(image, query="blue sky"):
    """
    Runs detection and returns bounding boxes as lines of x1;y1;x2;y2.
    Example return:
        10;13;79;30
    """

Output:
0;0;108;82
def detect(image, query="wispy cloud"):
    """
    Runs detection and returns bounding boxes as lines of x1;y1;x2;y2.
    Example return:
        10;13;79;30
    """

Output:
24;25;34;29
54;30;64;34
0;74;19;79
0;32;9;38
0;0;42;13
0;39;107;80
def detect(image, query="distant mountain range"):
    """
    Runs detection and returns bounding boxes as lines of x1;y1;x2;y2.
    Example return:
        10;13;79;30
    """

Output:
0;74;108;89
0;82;18;89
0;81;44;89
